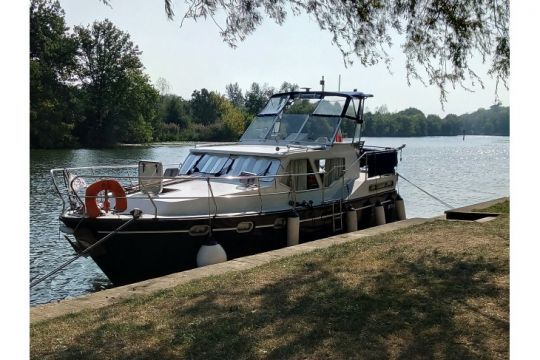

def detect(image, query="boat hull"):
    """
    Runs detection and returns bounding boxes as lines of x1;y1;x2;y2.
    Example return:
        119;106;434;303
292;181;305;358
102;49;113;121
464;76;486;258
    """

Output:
61;191;399;285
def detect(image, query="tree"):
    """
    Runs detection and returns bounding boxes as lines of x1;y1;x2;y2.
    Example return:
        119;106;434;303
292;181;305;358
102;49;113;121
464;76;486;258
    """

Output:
161;95;192;129
216;96;249;140
244;82;274;115
279;81;299;93
190;89;221;125
426;114;442;135
155;77;171;95
441;114;461;135
120;71;160;143
398;108;425;119
74;19;158;146
375;105;389;114
30;0;79;148
225;82;244;108
160;0;508;104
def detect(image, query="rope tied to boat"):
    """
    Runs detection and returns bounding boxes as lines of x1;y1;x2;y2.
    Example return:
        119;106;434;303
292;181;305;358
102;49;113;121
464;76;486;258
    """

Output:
30;208;143;289
397;173;454;209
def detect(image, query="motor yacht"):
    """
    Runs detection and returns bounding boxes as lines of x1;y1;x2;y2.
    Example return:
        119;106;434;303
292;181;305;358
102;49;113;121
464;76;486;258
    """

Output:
52;90;406;285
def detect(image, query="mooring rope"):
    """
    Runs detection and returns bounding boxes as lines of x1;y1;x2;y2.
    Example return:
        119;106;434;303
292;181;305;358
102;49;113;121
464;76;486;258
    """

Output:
397;173;454;209
30;209;142;289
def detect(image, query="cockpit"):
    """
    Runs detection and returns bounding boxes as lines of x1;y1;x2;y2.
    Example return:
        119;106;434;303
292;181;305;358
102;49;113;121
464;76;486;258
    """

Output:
240;91;371;146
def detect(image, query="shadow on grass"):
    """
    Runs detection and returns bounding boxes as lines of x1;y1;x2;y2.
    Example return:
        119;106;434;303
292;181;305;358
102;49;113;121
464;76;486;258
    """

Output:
36;249;508;359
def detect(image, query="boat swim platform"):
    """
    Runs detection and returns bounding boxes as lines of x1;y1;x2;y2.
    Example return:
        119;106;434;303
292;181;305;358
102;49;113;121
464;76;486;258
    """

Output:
30;196;509;324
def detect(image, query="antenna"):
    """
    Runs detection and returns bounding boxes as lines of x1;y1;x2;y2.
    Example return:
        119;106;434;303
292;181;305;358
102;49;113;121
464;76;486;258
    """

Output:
338;74;341;91
320;76;325;92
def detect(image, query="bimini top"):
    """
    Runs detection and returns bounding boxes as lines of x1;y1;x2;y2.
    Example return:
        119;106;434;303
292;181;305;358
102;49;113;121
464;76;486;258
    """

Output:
240;90;373;146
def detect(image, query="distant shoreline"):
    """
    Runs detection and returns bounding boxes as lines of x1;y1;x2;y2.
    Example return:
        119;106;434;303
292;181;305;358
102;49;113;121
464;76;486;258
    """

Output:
30;135;510;151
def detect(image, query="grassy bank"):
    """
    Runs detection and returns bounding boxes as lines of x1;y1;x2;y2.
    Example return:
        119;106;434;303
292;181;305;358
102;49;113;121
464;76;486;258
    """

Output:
31;201;509;359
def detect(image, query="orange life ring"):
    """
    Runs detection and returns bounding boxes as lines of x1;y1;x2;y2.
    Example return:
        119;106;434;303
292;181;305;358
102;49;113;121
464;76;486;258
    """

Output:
85;179;127;218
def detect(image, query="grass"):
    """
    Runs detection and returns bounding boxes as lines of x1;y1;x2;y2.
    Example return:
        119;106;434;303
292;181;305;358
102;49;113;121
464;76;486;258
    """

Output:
31;201;509;359
472;200;510;214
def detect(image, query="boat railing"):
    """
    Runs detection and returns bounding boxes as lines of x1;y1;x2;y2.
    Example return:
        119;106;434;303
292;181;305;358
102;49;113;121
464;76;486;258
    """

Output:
50;146;401;218
52;168;347;218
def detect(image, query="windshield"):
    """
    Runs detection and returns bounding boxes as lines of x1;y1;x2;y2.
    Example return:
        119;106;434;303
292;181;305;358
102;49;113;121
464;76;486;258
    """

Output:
269;114;308;141
240;116;275;141
240;93;357;145
284;98;320;114
313;96;347;116
295;116;341;144
258;95;289;115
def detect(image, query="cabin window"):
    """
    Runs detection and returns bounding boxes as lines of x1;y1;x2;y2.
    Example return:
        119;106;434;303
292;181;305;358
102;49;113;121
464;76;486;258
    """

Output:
261;160;281;181
252;158;273;175
181;153;280;180
228;156;255;176
226;157;280;179
281;159;318;191
179;154;231;175
179;154;202;175
201;155;229;174
316;158;345;187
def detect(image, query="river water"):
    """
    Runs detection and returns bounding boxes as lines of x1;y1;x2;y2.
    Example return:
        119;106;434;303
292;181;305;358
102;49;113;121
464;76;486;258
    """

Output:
29;136;509;306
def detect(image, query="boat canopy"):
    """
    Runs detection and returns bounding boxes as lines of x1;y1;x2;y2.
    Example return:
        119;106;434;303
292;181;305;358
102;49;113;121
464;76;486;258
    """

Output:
240;91;372;146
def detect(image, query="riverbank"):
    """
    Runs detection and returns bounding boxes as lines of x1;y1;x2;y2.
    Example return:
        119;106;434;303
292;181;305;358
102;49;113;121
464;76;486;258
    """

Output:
30;199;509;359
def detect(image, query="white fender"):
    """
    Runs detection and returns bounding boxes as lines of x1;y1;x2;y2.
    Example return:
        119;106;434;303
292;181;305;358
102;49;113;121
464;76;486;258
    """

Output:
374;202;386;226
196;241;227;267
287;214;300;246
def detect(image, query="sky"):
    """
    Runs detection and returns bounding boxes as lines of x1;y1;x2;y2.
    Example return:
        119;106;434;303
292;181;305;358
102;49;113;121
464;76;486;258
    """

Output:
56;0;508;117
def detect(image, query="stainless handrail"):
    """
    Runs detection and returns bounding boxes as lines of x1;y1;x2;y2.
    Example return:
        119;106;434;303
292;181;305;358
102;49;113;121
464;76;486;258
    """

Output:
206;177;218;217
50;169;65;211
54;173;339;216
256;177;263;214
146;192;158;218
